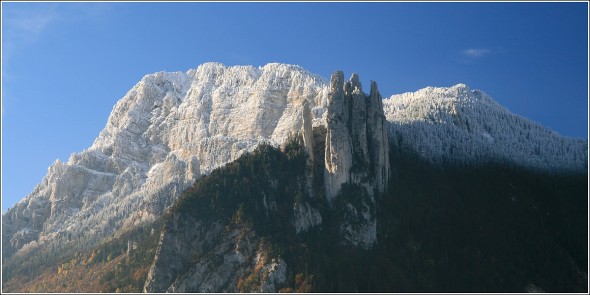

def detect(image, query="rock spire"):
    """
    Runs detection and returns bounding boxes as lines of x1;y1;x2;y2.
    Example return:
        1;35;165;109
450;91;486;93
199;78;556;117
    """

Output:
324;71;390;201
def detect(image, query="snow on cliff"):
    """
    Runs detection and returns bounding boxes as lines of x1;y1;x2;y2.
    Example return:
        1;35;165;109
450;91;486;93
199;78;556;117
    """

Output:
383;83;587;171
2;64;586;261
2;63;328;259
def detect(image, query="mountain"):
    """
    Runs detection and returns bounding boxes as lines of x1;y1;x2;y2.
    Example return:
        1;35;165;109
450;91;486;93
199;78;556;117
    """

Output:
383;84;587;171
142;71;392;292
2;63;328;260
2;63;587;293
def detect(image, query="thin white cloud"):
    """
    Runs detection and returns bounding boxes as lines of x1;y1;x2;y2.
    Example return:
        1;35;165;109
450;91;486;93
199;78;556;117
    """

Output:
2;3;112;57
3;4;59;46
2;3;113;112
7;11;57;39
2;4;61;115
461;48;491;59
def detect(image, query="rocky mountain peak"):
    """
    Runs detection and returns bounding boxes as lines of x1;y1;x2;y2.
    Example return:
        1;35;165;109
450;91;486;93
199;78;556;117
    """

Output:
324;71;390;202
3;63;587;289
2;62;330;261
323;71;390;248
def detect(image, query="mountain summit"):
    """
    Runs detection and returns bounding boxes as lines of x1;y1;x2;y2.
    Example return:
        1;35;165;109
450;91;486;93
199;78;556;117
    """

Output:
3;63;328;259
384;83;587;171
2;63;587;293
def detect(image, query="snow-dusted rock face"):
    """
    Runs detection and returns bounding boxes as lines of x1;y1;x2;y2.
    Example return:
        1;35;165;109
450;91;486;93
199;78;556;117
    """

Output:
383;84;588;172
2;62;587;272
2;63;329;260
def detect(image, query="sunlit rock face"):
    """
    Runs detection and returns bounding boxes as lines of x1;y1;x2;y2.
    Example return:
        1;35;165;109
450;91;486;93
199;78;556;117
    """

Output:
2;63;329;260
4;61;586;279
324;71;390;201
323;71;390;248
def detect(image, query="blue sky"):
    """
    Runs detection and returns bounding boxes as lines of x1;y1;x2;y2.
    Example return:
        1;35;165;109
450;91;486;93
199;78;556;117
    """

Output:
2;2;588;212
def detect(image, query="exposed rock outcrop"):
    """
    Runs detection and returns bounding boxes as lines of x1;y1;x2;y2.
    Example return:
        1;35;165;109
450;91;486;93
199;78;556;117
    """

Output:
4;62;587;292
324;71;354;202
324;72;390;201
367;81;390;196
144;213;287;293
323;71;390;248
301;100;315;163
143;215;224;292
2;63;328;261
293;202;322;234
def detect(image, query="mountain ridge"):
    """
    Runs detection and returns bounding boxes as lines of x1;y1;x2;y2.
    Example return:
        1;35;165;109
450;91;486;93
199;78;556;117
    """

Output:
384;83;587;172
2;62;587;292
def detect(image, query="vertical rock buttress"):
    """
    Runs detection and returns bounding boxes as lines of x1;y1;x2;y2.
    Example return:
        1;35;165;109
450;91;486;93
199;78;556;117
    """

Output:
367;80;390;197
324;71;389;201
324;71;354;201
323;71;390;248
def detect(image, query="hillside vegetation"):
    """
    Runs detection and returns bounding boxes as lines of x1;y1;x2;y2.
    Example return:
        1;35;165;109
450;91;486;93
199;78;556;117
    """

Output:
3;137;587;292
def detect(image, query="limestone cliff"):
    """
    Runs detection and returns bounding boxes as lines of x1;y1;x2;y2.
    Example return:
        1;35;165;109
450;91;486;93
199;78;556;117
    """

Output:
143;211;287;293
4;62;587;293
2;63;328;261
323;71;390;248
143;142;306;293
324;72;389;201
324;71;353;201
